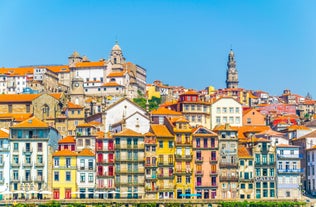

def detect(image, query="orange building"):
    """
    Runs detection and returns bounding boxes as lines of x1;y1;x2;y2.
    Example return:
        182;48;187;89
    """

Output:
242;108;266;126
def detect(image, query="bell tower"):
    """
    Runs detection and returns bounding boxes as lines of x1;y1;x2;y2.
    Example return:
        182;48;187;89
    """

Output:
110;41;125;72
226;49;239;89
70;74;85;106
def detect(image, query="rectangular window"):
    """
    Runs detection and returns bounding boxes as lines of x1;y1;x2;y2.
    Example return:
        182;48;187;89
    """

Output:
168;141;173;148
80;173;85;182
54;158;59;167
66;171;71;181
159;141;163;148
88;173;93;182
66;158;71;167
229;107;234;113
54;172;59;181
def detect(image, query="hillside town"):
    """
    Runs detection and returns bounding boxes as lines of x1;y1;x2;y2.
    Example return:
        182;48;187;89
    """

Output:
0;42;315;202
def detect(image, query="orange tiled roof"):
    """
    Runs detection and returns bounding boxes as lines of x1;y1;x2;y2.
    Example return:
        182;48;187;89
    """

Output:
11;116;48;128
78;148;95;156
151;107;182;115
68;102;83;109
170;116;189;123
303;100;316;105
0;129;9;139
150;124;173;137
144;131;155;137
53;149;77;157
49;93;63;100
238;126;270;139
287;125;310;131
76;123;96;128
248;93;258;99
113;128;143;137
238;145;252;158
0;113;32;122
44;65;69;73
58;136;75;144
0;94;40;103
0;67;34;76
75;61;105;68
180;90;199;96
160;100;178;107
102;82;123;87
213;124;239;131
107;71;126;77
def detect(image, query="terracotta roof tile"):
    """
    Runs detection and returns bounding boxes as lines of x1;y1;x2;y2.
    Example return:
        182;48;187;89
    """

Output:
0;113;32;122
78;148;95;156
53;149;77;157
68;102;84;109
0;129;9;139
287;125;310;131
102;82;123;87
11;116;48;128
44;65;69;73
75;61;106;68
58;136;75;144
151;107;182;115
150;124;173;137
113;128;143;137
213;124;239;131
170;116;189;123
107;71;126;77
0;94;40;103
238;145;252;158
76;123;96;128
144;132;155;137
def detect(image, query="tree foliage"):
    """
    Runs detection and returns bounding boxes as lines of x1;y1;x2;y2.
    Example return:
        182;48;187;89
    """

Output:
133;96;161;111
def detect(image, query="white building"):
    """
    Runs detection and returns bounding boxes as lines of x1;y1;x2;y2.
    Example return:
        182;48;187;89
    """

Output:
9;117;60;199
276;144;302;199
210;97;243;129
104;98;150;134
76;148;96;199
0;129;10;199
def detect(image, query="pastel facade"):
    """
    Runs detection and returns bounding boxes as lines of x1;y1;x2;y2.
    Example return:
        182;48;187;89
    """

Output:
238;145;254;199
276;144;302;199
0;129;10;199
9;117;60;199
192;127;219;199
210;97;243;129
52;150;77;199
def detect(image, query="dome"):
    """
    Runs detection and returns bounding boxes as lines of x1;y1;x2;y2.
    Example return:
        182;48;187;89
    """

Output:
112;42;122;51
71;51;80;58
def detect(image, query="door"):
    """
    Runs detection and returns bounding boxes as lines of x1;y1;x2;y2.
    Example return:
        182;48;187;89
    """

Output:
53;189;60;199
65;189;71;199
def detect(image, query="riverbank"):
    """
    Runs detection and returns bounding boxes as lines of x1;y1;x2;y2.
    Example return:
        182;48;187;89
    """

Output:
0;199;306;207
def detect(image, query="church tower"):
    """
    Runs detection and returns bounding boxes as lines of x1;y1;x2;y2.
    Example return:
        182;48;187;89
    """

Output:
109;41;126;72
70;74;85;106
226;49;239;89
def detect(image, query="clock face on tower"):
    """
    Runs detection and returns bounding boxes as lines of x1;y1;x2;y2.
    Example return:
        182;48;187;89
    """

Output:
74;83;79;87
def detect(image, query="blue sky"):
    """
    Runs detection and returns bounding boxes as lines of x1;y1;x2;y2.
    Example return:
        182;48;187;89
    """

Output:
0;0;315;96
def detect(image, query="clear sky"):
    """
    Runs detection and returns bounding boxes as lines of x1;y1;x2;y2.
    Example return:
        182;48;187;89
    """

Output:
0;0;315;96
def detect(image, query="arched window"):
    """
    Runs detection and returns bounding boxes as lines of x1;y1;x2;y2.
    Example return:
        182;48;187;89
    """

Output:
42;104;50;117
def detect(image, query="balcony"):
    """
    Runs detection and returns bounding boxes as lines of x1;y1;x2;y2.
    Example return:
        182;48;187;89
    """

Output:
195;170;203;176
144;139;156;145
209;157;217;163
78;166;95;171
219;175;239;182
157;174;175;179
23;162;33;168
34;176;44;182
97;172;114;178
158;184;175;191
175;154;193;161
0;147;9;152
145;163;157;168
277;154;302;159
157;161;173;167
175;141;192;147
10;176;19;182
210;171;218;176
219;162;238;168
11;161;20;168
195;157;203;163
277;169;303;174
175;168;192;175
23;147;33;154
255;161;275;167
35;162;45;168
145;174;157;180
23;177;33;183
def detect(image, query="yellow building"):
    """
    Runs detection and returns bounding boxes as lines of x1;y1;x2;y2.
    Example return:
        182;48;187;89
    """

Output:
169;117;194;199
52;149;77;199
146;84;161;100
150;124;175;199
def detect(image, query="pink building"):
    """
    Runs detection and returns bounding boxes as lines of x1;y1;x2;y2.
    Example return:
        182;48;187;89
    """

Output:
192;126;218;199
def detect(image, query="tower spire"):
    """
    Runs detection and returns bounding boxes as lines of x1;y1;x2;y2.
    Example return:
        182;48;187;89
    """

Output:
226;49;239;89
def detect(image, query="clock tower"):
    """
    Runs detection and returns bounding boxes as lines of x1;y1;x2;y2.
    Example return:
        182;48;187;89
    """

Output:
226;49;239;89
70;74;85;106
